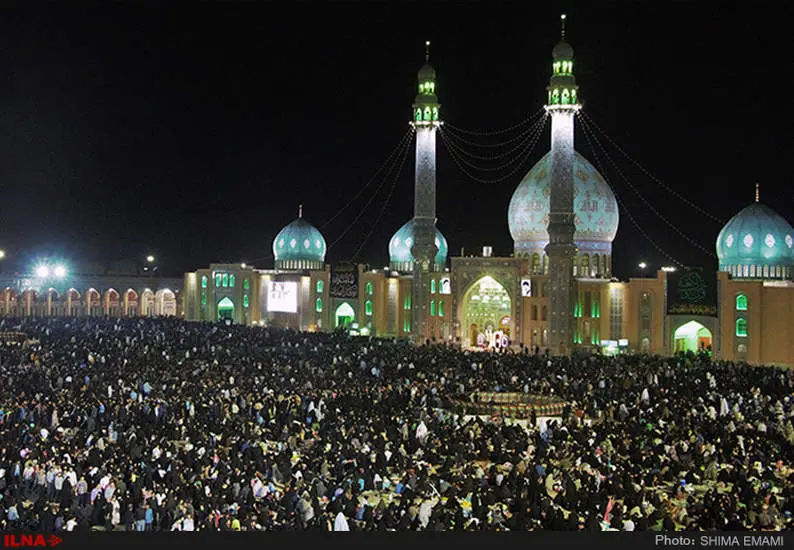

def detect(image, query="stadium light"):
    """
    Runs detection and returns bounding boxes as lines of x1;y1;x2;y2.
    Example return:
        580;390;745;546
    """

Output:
0;250;5;260
146;255;155;263
661;266;677;272
54;265;67;278
35;265;50;278
638;262;647;270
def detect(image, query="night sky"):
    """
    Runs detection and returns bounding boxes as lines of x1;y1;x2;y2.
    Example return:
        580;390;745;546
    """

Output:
1;3;792;279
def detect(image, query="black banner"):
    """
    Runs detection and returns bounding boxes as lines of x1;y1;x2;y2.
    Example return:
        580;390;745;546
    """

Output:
666;267;717;316
329;262;358;299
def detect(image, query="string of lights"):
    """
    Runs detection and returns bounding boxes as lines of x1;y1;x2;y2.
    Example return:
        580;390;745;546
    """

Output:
439;119;546;173
440;114;549;162
579;114;717;259
579;117;685;268
351;128;413;262
319;128;414;230
442;107;546;136
439;115;548;184
442;113;547;149
581;110;724;225
327;129;415;252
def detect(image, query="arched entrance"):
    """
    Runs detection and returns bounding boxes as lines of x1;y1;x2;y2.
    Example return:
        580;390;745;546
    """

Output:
156;289;177;316
673;320;712;353
217;297;234;322
462;275;511;348
335;302;355;328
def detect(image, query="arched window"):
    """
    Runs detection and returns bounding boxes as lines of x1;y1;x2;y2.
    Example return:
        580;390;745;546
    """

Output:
750;265;756;278
438;301;444;317
763;265;769;278
243;279;250;291
430;300;435;316
201;276;208;289
552;89;559;104
571;89;577;104
404;296;411;310
315;298;323;313
201;292;207;306
736;318;747;337
416;109;422;121
430;280;436;294
553;61;560;74
532;253;541;274
365;281;373;296
229;274;235;288
215;273;222;287
561;89;570;105
432;107;439;121
222;274;229;288
736;294;747;311
581;254;590;276
532;305;538;321
316;280;323;293
541;306;548;321
776;265;782;278
424;107;431;121
243;295;249;308
365;300;373;316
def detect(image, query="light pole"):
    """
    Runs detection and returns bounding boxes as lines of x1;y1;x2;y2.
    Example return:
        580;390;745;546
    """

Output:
144;255;157;277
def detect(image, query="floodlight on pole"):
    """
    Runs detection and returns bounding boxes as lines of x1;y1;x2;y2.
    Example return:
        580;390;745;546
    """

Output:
0;250;5;259
146;255;155;263
54;265;66;278
36;265;50;278
638;262;647;270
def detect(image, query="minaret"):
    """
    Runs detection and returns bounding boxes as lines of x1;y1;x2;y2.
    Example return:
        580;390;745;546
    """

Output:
410;41;442;343
544;14;580;356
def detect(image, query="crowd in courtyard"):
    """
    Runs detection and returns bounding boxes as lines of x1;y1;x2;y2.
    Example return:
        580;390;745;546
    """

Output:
0;317;792;532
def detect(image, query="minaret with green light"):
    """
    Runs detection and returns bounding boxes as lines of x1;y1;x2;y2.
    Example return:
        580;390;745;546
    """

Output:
410;40;442;343
545;14;580;356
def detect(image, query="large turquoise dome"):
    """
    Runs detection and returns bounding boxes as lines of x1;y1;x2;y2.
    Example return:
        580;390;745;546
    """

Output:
273;215;327;270
389;220;448;273
716;201;794;280
508;151;619;277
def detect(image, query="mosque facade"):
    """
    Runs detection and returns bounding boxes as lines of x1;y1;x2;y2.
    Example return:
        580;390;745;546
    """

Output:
179;21;794;367
1;18;792;367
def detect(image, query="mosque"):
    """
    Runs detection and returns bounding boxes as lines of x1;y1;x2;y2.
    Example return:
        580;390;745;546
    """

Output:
2;17;794;366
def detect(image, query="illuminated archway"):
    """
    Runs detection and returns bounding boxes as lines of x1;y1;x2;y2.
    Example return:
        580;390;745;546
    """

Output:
335;302;355;328
673;320;712;353
155;289;177;316
140;290;155;317
462;275;511;348
217;297;234;322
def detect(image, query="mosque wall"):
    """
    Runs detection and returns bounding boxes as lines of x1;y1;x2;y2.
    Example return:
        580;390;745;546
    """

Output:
716;273;794;367
623;273;667;355
0;275;183;319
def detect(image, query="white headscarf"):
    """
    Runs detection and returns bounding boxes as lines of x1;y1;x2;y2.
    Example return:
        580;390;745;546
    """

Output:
334;512;350;532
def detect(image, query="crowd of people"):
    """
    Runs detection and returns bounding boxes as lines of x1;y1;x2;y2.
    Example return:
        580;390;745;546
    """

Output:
0;317;792;532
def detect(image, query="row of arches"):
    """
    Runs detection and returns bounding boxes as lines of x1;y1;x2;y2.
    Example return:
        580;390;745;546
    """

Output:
726;264;792;280
0;288;178;318
522;251;611;277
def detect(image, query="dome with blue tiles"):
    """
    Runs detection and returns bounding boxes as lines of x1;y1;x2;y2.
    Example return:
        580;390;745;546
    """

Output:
716;193;794;280
389;219;448;273
273;207;327;270
508;150;619;276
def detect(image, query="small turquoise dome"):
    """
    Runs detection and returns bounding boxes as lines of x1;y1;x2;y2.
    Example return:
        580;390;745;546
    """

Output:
389;220;448;273
508;151;619;276
716;201;794;280
273;214;327;270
